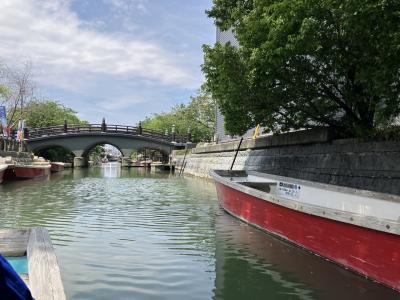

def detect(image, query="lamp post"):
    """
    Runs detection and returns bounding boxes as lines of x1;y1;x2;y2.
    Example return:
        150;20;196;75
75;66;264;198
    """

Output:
187;126;192;143
138;121;142;135
101;118;107;132
171;124;176;142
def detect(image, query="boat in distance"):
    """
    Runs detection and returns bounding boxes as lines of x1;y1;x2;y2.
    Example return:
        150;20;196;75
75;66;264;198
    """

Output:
50;162;65;173
210;169;400;291
14;164;51;179
0;164;7;183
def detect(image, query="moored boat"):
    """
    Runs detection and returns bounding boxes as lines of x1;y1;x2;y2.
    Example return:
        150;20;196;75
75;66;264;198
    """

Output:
130;161;141;167
0;164;7;183
50;162;65;172
14;164;51;179
140;160;152;168
0;227;66;300
210;169;400;292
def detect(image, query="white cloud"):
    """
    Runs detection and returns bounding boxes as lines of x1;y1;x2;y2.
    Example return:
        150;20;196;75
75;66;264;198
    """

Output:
105;0;148;15
0;0;197;89
98;96;147;111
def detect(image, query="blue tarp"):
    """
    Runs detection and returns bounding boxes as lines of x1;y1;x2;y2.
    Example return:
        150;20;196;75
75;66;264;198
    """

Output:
0;255;34;300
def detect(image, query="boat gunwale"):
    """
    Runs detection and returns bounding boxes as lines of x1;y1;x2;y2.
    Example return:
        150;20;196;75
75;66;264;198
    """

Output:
210;169;400;235
248;170;400;203
0;164;8;172
0;227;66;300
14;164;51;169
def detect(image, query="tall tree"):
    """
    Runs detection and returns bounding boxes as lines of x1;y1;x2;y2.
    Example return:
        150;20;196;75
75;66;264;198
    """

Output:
203;0;400;137
23;100;87;162
142;90;215;142
16;99;86;128
2;62;35;127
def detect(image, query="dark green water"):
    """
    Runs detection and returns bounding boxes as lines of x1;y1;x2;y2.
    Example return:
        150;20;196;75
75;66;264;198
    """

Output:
0;165;398;300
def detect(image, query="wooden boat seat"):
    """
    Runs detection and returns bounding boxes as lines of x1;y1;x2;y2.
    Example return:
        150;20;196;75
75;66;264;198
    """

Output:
215;170;247;177
239;181;277;193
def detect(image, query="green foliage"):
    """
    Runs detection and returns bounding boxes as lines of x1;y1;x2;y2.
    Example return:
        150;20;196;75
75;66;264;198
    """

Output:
0;85;10;100
15;99;87;128
37;147;75;163
203;0;400;137
142;90;215;142
88;145;105;163
26;100;87;161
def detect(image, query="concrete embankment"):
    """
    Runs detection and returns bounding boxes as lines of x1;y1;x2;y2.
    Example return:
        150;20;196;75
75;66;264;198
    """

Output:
0;150;33;164
172;128;400;196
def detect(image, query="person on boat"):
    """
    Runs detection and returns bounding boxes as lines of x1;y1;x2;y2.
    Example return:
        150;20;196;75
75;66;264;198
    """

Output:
0;255;34;300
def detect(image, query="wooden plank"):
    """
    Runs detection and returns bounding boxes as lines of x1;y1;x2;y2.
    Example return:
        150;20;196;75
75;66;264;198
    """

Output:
0;229;30;256
27;227;66;300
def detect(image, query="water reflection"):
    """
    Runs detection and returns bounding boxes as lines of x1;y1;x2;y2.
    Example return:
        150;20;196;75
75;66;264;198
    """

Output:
214;213;399;300
0;169;398;300
100;162;122;178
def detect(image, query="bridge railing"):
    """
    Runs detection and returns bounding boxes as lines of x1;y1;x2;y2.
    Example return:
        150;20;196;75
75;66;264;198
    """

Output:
26;124;190;143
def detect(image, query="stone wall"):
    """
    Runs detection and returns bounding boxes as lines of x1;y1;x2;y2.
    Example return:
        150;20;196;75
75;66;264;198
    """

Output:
173;129;400;196
0;151;32;159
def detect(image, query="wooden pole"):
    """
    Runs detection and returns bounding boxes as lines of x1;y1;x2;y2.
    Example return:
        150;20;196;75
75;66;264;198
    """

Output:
179;149;188;176
230;137;243;171
180;161;187;176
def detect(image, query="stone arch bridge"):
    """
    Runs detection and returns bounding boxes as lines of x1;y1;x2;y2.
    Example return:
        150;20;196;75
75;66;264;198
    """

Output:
25;123;191;167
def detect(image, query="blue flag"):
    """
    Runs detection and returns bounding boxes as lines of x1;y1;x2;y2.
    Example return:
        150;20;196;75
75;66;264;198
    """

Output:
0;106;7;137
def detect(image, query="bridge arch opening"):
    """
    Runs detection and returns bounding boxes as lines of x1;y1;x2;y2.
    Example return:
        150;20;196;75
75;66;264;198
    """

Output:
84;143;123;165
34;145;75;163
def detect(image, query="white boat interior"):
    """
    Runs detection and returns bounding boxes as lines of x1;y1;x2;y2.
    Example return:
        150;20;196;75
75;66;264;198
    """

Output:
212;170;400;234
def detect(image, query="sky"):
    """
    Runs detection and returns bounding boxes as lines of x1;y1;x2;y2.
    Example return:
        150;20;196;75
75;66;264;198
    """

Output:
0;0;215;124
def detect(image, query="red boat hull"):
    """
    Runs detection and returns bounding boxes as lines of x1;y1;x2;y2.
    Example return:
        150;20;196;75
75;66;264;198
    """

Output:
215;181;400;291
0;169;4;183
51;163;64;172
14;166;50;179
3;167;15;181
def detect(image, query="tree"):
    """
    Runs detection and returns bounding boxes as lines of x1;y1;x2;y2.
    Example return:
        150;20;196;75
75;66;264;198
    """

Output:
88;145;105;164
19;100;87;162
203;0;400;137
142;90;215;142
15;99;86;128
0;85;10;101
1;62;35;127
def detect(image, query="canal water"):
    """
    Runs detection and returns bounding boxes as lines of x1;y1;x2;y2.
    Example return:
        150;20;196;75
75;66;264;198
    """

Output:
0;165;398;300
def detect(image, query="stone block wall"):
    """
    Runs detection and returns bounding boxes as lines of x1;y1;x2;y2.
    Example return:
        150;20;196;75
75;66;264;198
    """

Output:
173;130;400;195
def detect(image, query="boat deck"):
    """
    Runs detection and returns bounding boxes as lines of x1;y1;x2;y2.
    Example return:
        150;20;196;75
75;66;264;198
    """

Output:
0;227;66;300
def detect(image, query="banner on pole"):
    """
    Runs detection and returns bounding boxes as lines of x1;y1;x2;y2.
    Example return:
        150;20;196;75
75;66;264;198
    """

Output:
17;120;25;142
0;106;7;137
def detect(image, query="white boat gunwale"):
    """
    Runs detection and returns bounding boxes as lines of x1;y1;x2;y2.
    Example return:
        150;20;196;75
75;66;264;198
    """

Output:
249;170;400;203
14;164;51;169
0;164;8;172
0;227;66;300
210;170;400;235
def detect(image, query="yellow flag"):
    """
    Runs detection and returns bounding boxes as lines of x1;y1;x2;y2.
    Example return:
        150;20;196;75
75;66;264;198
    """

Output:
252;124;260;139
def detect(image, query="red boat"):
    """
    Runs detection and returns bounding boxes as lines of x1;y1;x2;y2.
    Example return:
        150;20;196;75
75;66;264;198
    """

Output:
50;162;65;172
0;164;7;183
210;170;400;292
14;164;51;179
